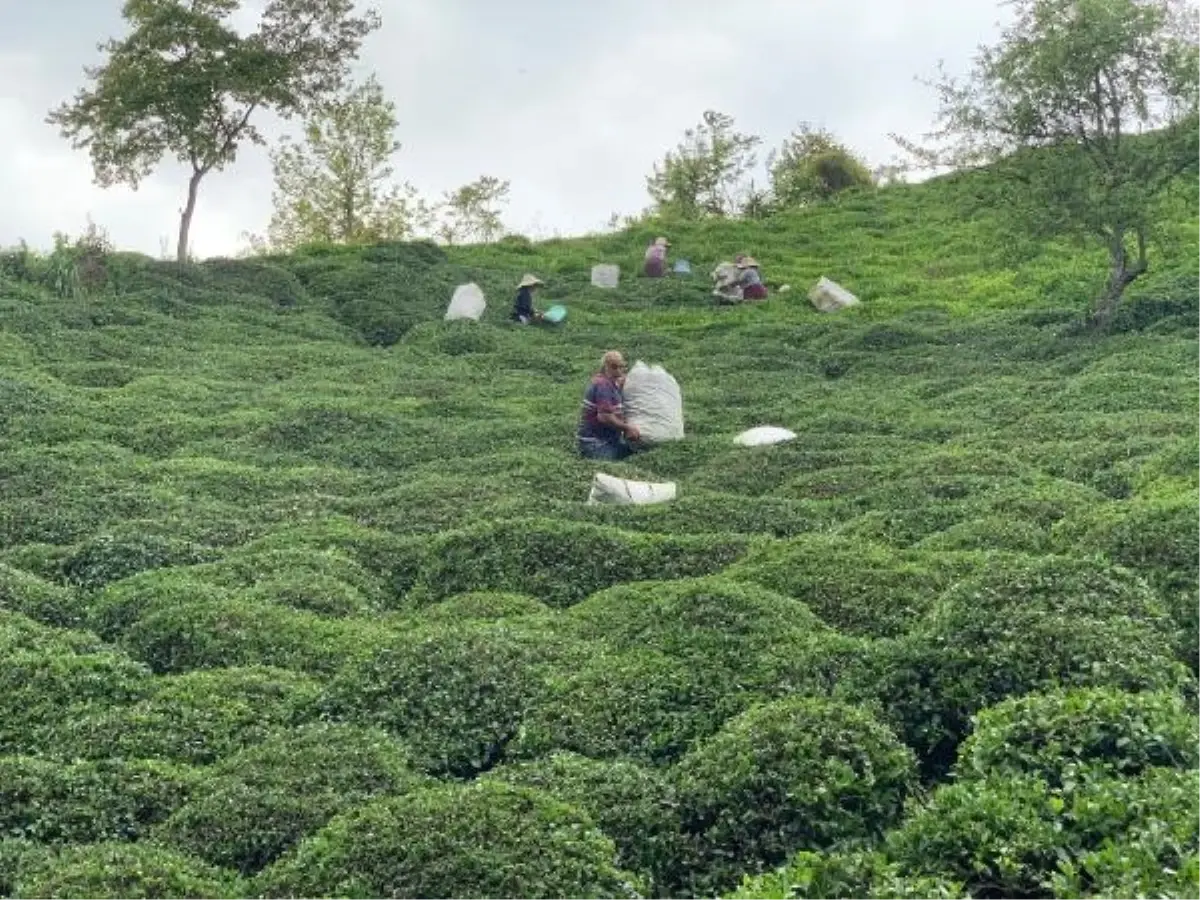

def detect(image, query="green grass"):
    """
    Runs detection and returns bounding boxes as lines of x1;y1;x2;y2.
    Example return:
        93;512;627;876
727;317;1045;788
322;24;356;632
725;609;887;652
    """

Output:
0;165;1197;898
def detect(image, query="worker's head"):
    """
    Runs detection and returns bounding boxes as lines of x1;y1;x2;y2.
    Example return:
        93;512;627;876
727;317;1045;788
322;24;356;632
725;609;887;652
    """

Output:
654;236;671;248
518;273;544;290
601;350;627;382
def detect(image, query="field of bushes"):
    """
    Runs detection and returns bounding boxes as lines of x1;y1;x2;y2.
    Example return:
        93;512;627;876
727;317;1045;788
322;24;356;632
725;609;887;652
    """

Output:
1;166;1197;899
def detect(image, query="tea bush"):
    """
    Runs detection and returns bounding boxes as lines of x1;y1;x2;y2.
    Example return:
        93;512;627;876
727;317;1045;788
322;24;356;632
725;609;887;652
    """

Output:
256;782;640;899
0;564;84;628
674;696;916;895
728;849;963;899
153;723;427;874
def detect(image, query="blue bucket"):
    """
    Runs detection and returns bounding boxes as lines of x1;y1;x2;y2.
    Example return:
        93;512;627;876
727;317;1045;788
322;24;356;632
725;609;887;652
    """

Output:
543;304;567;323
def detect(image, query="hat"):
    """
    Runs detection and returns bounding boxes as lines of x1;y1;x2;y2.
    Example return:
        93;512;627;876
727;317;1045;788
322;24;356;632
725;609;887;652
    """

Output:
654;236;671;247
736;257;759;268
517;273;544;288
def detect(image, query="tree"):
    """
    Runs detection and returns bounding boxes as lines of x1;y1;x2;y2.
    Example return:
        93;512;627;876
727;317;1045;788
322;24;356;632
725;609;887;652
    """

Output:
47;0;381;263
894;0;1199;324
768;124;876;207
264;76;432;249
435;176;511;245
646;110;761;219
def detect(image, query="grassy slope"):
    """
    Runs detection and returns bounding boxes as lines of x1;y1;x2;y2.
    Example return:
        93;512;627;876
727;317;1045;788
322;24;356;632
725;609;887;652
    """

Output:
0;167;1197;897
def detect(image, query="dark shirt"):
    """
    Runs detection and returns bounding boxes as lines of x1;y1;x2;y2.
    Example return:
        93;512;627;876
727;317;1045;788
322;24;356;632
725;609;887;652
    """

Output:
577;374;625;446
512;286;534;320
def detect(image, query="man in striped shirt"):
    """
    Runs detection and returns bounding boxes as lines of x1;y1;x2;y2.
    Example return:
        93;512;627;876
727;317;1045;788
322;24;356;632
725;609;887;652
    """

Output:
577;350;642;460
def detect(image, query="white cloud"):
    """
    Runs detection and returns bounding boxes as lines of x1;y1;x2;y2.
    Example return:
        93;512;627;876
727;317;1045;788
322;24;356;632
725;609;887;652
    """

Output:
0;0;1010;257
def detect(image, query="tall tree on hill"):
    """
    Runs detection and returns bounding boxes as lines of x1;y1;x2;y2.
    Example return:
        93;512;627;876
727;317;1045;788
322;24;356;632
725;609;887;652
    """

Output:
46;0;381;263
264;75;431;249
894;0;1199;325
769;124;876;208
646;110;762;219
435;176;511;245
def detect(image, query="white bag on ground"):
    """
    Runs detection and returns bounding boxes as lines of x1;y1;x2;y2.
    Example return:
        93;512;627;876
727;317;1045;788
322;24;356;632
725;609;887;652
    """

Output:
808;276;859;313
622;360;684;443
587;472;677;505
591;264;620;289
734;426;797;447
445;283;486;321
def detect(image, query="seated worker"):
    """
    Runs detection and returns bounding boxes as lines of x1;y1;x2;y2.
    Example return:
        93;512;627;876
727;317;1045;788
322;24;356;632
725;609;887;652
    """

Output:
736;256;768;301
643;236;670;278
577;350;642;461
711;259;743;304
511;273;545;324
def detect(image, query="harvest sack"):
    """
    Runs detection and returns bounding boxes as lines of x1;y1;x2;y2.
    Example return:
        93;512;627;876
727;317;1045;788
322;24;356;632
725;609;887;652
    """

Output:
591;264;620;289
673;259;692;274
444;283;486;321
808;276;859;313
587;472;677;505
622;360;684;443
734;425;797;447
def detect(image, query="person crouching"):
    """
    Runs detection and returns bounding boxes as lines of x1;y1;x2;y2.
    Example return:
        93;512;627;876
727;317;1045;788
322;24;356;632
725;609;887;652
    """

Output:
511;273;545;324
577;350;642;460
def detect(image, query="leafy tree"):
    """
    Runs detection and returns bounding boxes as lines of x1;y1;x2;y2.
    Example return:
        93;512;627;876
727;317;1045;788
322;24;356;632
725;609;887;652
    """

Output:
434;176;511;244
894;0;1199;323
646;110;762;219
769;123;875;207
47;0;381;263
264;76;431;250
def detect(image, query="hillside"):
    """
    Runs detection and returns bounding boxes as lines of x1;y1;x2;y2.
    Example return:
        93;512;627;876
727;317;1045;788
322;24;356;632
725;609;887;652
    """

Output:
0;169;1197;899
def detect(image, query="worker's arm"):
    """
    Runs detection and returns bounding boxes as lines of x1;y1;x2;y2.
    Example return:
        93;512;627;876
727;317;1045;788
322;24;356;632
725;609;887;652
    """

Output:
598;411;640;440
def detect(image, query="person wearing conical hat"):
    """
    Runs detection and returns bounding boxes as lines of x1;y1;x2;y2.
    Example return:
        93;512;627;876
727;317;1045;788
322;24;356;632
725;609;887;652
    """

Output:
736;256;768;301
643;236;671;278
511;273;545;324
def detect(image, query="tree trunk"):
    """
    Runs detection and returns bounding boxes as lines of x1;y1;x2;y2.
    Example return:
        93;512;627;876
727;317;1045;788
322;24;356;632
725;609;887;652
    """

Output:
1092;225;1148;328
177;168;205;264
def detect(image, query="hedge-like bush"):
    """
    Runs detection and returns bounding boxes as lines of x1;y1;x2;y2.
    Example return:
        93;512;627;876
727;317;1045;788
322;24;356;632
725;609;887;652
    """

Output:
256;781;640;898
11;842;244;899
317;621;557;776
0;563;84;628
0;756;199;844
153;723;427;874
485;752;686;894
728;849;963;899
59;532;215;591
415;591;552;623
958;687;1198;786
674;697;916;895
85;569;233;640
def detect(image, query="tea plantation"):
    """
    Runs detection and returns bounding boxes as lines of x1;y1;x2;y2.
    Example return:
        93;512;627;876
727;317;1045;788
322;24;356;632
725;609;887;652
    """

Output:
1;167;1197;898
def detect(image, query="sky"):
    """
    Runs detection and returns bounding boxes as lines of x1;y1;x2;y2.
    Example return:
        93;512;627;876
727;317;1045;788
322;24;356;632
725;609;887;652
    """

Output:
0;0;1012;259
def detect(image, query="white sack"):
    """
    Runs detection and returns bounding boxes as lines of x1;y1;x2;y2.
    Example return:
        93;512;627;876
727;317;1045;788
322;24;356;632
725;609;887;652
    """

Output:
587;472;677;505
808;276;859;313
591;264;620;289
622;360;684;444
444;282;487;321
734;426;797;447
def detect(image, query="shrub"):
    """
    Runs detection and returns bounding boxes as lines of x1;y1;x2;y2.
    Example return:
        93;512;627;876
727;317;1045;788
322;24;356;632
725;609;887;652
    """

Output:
958;687;1198;786
59;533;215;591
728;850;963;899
674;697;916;895
47;666;321;765
153;723;427;875
0;563;84;628
86;569;234;640
0;756;199;844
256;782;640;899
317;621;560;776
485;752;686;894
512;649;757;766
11;842;244;899
409;518;750;609
416;590;552;623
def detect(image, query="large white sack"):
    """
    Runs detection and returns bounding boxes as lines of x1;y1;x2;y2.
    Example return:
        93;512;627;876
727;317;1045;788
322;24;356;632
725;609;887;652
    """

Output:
445;283;486;321
587;472;677;505
734;425;797;447
591;264;620;289
808;276;860;313
623;360;684;443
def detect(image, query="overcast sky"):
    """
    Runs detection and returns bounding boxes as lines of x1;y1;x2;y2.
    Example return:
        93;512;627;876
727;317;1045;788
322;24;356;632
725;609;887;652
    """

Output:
0;0;1010;259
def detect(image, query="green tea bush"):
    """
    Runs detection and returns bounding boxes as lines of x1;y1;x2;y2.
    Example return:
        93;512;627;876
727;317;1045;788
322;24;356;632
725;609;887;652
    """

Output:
86;569;233;640
10;842;244;900
59;532;215;591
408;518;750;608
957;687;1199;786
727;849;963;899
415;590;552;623
485;752;686;894
153;723;427;874
512;649;757;765
0;563;84;628
0;756;199;844
674;697;916;895
256;782;640;899
317;620;561;776
47;666;320;765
